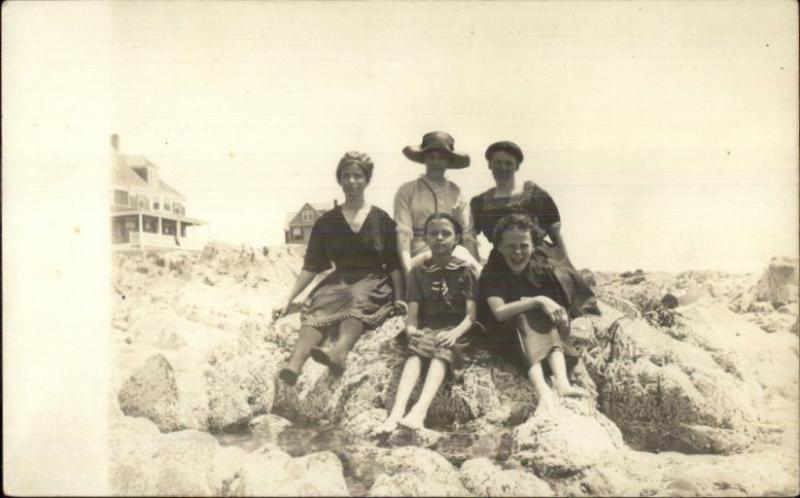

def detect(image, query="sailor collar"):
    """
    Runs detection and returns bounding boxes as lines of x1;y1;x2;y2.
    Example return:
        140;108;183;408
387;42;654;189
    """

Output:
420;257;470;273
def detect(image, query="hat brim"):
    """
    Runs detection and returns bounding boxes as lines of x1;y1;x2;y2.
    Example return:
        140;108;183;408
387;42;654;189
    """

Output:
402;146;470;169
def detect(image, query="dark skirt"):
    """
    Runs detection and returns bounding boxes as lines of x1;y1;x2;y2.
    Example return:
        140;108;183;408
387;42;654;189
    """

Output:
478;308;579;378
406;327;470;369
301;270;394;330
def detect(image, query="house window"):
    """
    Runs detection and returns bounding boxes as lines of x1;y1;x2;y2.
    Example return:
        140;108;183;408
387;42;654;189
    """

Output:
292;227;303;240
154;199;160;210
164;198;172;212
113;190;129;205
138;196;150;210
301;210;313;223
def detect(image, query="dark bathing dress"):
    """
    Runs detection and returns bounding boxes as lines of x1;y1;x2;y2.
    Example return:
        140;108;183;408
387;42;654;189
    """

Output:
471;181;600;376
301;205;401;330
405;256;478;370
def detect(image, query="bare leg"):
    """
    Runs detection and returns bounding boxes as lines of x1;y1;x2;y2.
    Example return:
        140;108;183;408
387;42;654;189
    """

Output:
377;355;423;434
400;358;447;430
280;326;325;385
528;362;555;414
548;349;587;398
310;317;364;375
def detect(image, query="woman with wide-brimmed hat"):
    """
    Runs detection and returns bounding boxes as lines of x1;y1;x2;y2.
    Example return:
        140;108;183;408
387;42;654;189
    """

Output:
394;131;482;276
273;151;406;385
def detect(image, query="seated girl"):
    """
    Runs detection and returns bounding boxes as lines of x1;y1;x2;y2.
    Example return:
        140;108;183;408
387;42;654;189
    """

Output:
378;213;478;433
476;214;599;414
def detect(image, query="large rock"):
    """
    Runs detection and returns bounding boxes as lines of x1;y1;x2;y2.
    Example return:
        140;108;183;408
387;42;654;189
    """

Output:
117;354;181;432
755;257;799;307
460;457;553;496
511;401;625;477
581;314;765;454
338;445;466;496
229;445;349;496
368;472;468;497
273;317;547;429
204;337;283;430
679;303;799;398
110;416;231;496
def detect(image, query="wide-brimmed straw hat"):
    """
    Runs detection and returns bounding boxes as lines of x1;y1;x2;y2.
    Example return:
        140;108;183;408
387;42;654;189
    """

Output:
402;131;470;169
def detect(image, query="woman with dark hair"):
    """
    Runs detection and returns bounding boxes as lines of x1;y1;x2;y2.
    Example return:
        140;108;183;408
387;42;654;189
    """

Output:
470;141;571;267
273;151;406;385
477;214;598;414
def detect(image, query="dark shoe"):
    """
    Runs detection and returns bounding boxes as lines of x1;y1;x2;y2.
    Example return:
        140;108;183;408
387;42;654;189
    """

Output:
278;367;299;386
310;347;346;376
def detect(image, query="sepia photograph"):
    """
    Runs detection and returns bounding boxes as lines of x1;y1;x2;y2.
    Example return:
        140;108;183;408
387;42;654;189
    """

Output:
3;0;799;495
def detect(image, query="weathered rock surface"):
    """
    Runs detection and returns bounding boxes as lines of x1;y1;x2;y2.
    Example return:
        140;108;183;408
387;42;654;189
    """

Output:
755;257;799;307
460;457;553;496
117;354;181;432
511;401;625;477
111;246;800;496
581;313;766;454
339;445;467;496
229;445;349;496
110;415;232;496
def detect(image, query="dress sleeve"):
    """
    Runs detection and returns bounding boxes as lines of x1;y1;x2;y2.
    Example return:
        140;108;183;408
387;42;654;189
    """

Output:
469;195;484;240
454;189;477;245
460;267;478;300
533;187;561;228
393;183;414;240
478;263;506;300
302;217;332;273
407;267;424;303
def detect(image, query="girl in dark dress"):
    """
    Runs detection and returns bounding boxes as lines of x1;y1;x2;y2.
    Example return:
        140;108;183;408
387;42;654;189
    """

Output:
478;214;597;414
378;213;477;433
273;152;406;385
471;141;599;317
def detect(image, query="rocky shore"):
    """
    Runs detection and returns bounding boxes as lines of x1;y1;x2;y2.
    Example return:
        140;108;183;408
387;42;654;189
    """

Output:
110;242;799;496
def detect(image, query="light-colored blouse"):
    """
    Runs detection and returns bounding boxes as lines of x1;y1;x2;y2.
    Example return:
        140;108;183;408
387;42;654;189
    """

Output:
393;175;476;256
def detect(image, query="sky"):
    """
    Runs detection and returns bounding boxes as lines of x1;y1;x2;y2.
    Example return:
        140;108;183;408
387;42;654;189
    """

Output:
1;2;797;493
98;0;797;273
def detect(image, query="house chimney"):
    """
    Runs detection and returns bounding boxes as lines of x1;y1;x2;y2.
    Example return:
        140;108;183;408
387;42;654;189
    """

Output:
111;134;119;152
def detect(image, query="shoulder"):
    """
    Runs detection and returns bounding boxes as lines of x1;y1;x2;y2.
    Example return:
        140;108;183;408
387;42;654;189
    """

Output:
368;206;396;225
314;207;341;226
525;181;554;201
470;188;494;208
395;179;421;196
446;179;463;196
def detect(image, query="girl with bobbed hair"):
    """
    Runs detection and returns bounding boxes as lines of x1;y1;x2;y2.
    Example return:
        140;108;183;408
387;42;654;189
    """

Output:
476;214;598;414
273;151;406;385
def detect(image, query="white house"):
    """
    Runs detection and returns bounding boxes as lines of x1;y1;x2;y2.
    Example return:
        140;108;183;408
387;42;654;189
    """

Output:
110;134;208;251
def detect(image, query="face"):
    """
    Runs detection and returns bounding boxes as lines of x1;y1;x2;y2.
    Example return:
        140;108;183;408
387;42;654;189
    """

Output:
425;218;458;258
498;228;533;274
424;150;450;171
489;150;519;182
338;163;368;196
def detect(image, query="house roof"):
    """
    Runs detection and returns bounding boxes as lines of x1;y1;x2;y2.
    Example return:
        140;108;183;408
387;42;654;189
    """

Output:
310;202;333;212
112;154;185;200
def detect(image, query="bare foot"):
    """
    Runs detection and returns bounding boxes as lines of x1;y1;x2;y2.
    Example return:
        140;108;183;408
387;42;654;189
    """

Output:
535;391;555;415
375;416;400;435
398;410;426;431
554;381;588;398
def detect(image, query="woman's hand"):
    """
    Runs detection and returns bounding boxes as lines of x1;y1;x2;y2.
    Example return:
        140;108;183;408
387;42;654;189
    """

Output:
436;328;463;348
271;302;291;323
